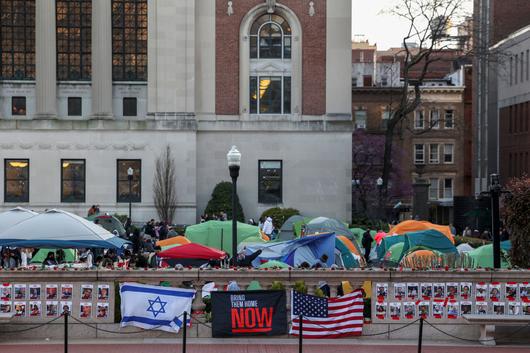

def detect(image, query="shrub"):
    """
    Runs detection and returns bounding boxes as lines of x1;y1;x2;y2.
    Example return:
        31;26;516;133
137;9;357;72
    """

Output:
260;207;300;229
314;287;325;298
505;176;530;268
113;213;128;224
293;280;307;294
204;181;245;222
271;281;285;290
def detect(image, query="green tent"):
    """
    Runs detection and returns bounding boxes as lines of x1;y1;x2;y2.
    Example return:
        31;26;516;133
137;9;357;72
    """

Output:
31;248;76;263
185;221;260;256
335;238;359;269
377;235;405;259
259;260;290;269
466;244;511;269
384;242;405;263
247;281;262;290
400;230;457;262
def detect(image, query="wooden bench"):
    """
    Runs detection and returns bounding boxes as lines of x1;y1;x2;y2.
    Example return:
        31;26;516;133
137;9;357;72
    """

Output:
463;314;530;346
0;313;14;323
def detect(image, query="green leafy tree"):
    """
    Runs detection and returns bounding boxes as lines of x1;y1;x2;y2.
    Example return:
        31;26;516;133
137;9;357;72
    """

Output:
505;176;530;268
204;181;245;222
260;207;300;229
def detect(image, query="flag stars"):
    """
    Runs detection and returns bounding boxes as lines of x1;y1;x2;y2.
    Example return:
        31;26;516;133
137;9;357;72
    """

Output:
146;296;167;318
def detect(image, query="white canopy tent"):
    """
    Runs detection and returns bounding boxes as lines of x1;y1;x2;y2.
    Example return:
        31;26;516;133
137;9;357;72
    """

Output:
0;207;38;234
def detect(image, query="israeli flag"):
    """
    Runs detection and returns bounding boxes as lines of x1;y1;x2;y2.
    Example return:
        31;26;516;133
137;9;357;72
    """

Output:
120;282;195;333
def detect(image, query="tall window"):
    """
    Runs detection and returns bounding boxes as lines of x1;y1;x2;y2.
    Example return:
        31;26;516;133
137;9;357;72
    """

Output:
4;159;29;202
444;110;454;129
250;76;290;114
414;144;425;164
515;54;519;85
430;110;440;129
443;144;454;164
56;0;92;81
429;178;439;200
414;110;425;129
112;0;147;81
258;160;282;204
443;178;453;199
0;0;35;80
117;159;141;203
381;109;390;130
429;144;439;164
61;159;85;202
250;14;291;59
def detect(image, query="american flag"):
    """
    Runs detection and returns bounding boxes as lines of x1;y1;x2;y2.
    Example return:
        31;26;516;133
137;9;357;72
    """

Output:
290;290;364;338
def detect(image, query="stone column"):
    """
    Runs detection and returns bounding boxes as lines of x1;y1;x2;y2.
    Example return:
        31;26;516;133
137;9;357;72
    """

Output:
91;0;113;119
35;0;57;119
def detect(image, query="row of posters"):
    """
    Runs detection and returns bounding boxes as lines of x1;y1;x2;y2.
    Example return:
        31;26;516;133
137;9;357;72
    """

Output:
375;301;530;320
0;284;110;301
375;282;530;301
0;301;109;319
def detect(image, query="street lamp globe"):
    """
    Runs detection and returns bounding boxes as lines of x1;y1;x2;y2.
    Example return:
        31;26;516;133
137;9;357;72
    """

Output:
227;145;242;167
376;177;383;187
127;167;134;177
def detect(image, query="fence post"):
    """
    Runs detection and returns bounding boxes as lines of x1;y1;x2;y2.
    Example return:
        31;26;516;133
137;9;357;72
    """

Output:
182;311;187;353
417;317;424;353
64;310;69;353
298;314;303;353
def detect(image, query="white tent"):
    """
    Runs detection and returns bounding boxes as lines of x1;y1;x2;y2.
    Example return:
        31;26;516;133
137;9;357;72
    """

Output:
0;209;127;249
0;207;38;234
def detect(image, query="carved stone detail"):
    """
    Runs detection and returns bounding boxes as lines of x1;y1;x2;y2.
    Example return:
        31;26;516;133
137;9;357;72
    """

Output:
227;1;234;16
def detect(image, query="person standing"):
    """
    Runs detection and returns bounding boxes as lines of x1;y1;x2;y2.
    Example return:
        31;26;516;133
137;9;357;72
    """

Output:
262;217;274;239
362;230;373;262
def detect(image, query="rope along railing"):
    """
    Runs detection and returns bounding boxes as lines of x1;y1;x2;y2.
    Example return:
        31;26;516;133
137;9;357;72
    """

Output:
424;320;530;344
68;313;185;334
0;315;64;334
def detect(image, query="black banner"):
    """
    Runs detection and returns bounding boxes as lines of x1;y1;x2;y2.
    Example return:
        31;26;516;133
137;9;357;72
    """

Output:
211;290;287;337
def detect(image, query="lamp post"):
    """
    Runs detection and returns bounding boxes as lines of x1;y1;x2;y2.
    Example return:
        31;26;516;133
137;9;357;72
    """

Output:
127;167;133;222
376;177;384;220
490;174;502;269
227;146;241;266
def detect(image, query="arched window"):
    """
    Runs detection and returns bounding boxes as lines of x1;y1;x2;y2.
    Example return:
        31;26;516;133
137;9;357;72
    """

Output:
250;14;291;59
56;0;92;81
111;0;147;81
0;0;35;80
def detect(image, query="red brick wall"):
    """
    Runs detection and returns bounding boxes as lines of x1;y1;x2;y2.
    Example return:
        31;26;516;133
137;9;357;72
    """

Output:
215;0;326;115
492;0;530;44
499;102;530;184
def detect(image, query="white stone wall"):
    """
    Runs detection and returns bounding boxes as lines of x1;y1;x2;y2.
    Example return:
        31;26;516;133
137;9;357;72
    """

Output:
0;83;36;118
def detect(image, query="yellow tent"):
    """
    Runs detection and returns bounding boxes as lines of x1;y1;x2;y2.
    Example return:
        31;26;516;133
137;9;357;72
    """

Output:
156;236;191;247
388;220;454;243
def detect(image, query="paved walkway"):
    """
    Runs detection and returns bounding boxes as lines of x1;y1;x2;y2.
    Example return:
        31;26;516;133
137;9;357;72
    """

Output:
1;339;530;353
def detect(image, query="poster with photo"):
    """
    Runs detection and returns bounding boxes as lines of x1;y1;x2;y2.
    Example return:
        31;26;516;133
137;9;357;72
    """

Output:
394;283;405;300
29;284;41;300
506;283;518;301
1;284;12;301
476;283;487;301
61;284;73;300
446;283;458;299
418;301;430;318
460;301;472;315
29;301;41;317
46;301;58;317
96;302;109;318
460;283;472;300
81;285;93;300
80;302;92;318
60;301;72;315
523;303;530;315
403;302;416;319
447;301;459;319
14;302;26;317
432;300;444;319
407;283;419;300
433;283;445;299
508;302;521;315
520;283;529;302
421;283;432;300
375;302;387;319
390;302;401;320
14;284;26;300
476;301;489;315
46;284;58;300
493;302;505;315
376;283;388;300
0;301;12;313
98;285;110;301
489;283;502;302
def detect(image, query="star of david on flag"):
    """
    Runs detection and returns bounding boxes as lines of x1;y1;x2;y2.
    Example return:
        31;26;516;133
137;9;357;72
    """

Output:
120;282;195;333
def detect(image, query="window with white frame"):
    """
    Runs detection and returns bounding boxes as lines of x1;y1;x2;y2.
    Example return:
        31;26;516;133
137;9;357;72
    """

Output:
443;144;454;163
381;109;390;129
250;76;291;114
443;178;453;199
414;144;425;164
429;178;439;200
430;110;440;129
429;144;439;164
444;109;454;129
414;110;425;129
250;14;291;59
354;110;367;129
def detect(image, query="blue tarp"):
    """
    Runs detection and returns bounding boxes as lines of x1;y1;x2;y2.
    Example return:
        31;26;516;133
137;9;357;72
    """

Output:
244;232;336;268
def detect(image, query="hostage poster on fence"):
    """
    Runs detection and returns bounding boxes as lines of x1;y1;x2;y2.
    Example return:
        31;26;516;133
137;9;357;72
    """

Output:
211;290;287;337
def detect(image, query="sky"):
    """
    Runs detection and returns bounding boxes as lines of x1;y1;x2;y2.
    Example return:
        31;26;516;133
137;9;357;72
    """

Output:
352;0;473;50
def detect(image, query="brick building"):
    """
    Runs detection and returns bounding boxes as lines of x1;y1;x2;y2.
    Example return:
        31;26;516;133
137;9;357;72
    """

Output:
0;0;353;223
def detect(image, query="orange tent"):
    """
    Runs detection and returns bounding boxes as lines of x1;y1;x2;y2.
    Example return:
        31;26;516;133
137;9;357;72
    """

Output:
156;236;191;247
388;220;454;243
337;235;361;256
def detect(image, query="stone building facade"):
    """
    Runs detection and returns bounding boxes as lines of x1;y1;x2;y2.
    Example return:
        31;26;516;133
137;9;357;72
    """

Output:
0;0;353;223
